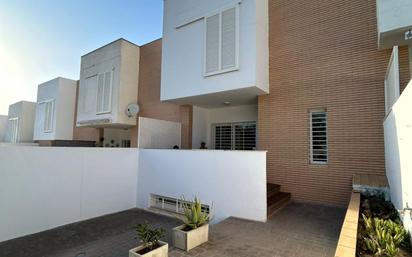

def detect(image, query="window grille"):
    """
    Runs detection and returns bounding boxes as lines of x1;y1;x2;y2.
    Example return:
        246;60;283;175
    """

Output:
310;110;328;164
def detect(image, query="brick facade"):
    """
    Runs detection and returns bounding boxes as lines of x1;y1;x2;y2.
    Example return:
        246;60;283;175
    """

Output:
258;0;410;206
130;39;192;148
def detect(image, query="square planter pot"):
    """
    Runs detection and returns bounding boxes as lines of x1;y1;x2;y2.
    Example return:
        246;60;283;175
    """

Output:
129;241;168;257
172;224;209;251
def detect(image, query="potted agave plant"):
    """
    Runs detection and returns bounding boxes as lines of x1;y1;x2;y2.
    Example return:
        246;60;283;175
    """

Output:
129;222;168;257
172;197;211;251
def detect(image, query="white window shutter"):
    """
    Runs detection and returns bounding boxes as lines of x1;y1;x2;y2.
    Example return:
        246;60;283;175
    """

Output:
221;7;237;69
206;14;220;74
103;71;112;112
97;73;105;113
81;75;98;115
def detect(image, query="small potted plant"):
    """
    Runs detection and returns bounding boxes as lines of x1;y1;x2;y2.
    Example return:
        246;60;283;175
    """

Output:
172;197;211;251
129;222;168;257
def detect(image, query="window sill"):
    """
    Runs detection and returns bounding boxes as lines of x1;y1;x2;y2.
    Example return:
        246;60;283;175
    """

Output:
204;67;239;78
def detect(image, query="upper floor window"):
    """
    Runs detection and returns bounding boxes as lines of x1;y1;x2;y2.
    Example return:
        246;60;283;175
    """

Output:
97;70;113;114
8;117;19;143
39;99;55;132
309;110;328;164
204;5;239;76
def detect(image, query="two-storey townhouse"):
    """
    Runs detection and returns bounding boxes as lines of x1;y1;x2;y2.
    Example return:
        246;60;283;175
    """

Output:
160;0;412;206
4;101;36;144
76;38;192;148
33;77;100;147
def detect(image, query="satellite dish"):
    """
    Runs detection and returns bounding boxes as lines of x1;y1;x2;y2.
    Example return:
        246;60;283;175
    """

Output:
126;103;139;118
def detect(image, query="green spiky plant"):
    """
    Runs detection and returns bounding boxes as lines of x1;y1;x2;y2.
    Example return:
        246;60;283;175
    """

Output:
180;197;211;230
362;214;407;257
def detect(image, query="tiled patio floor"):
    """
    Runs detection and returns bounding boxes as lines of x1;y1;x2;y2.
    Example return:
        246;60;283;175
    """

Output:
0;203;345;257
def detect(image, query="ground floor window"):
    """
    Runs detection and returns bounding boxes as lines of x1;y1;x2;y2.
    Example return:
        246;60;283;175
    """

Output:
309;110;328;164
213;122;256;150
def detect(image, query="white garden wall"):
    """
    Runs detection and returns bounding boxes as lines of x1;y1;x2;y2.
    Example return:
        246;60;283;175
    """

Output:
384;81;412;234
137;117;181;149
137;149;267;223
0;147;138;242
0;147;267;243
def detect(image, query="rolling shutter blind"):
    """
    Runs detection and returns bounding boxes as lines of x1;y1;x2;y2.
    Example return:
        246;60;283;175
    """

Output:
310;111;328;163
221;7;237;69
206;14;220;74
204;5;238;75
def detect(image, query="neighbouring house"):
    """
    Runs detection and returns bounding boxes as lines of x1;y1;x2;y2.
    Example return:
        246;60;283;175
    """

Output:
159;0;412;207
76;38;139;149
33;77;77;145
33;77;100;147
4;101;36;144
76;38;192;149
0;115;7;142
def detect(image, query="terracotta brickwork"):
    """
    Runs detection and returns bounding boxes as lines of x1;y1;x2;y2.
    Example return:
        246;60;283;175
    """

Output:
259;0;410;206
130;39;192;148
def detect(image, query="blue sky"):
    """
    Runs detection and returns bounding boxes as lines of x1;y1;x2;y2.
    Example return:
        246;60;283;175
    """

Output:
0;0;163;115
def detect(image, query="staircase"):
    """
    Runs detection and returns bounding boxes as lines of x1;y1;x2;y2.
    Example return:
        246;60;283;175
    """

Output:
267;183;291;218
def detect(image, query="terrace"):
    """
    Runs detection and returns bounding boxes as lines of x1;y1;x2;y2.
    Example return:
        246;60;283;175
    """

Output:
0;203;345;257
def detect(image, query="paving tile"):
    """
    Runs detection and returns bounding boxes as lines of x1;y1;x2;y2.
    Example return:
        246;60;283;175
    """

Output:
0;203;345;257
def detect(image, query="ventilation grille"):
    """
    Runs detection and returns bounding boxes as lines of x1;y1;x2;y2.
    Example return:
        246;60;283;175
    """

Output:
150;194;210;215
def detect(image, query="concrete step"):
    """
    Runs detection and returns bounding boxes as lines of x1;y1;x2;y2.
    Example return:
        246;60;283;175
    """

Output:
267;192;291;218
267;183;281;198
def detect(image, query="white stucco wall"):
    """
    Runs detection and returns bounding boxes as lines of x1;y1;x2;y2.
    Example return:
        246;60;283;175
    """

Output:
137;117;181;149
137;149;267;223
0;147;139;242
161;0;269;105
5;101;36;143
34;77;77;141
0;147;267;242
0;115;7;142
192;104;258;149
384;80;412;234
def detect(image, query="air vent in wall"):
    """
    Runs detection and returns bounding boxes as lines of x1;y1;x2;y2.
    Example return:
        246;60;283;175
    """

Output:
150;194;210;215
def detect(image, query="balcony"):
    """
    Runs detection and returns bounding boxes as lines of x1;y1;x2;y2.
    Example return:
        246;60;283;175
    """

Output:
76;39;140;128
377;0;412;49
161;0;269;108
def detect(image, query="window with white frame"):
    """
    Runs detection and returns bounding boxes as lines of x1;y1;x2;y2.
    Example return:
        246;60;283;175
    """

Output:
204;5;239;76
39;100;55;132
97;69;113;114
8;117;19;143
309;110;328;164
213;122;256;150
